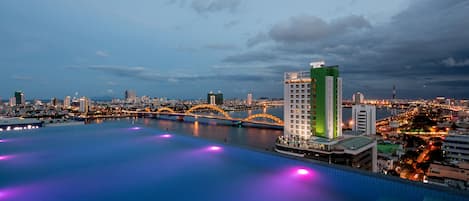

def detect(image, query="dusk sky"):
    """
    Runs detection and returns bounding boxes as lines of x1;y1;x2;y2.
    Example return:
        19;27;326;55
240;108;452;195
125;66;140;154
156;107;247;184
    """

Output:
1;0;468;100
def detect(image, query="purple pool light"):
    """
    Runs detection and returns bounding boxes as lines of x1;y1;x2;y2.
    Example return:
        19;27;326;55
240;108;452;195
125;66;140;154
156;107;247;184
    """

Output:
160;134;172;138
0;139;6;143
208;146;222;151
297;168;309;175
129;127;142;131
0;155;12;160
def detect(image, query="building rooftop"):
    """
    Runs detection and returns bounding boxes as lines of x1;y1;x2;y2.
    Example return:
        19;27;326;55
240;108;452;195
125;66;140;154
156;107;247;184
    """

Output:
339;136;375;151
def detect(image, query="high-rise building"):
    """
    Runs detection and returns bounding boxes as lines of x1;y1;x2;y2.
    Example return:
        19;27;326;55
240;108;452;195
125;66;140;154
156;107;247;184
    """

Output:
79;97;89;113
9;97;16;107
310;61;342;139
247;93;253;106
352;92;365;105
283;71;312;139
51;97;58;106
64;96;71;108
352;104;376;135
125;90;136;102
207;91;223;105
14;91;25;106
276;61;377;172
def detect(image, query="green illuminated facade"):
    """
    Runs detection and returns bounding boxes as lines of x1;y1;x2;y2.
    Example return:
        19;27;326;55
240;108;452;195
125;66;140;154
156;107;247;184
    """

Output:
310;65;342;139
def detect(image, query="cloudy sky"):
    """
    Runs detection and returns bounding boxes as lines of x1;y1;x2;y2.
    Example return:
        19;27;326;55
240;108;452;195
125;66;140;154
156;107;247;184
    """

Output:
1;0;468;100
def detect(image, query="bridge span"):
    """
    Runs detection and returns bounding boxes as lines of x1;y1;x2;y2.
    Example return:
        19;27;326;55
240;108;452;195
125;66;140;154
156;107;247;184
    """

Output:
123;104;284;129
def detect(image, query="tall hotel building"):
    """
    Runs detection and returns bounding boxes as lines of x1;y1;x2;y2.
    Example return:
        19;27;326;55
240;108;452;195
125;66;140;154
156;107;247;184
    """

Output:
283;61;342;140
277;61;377;172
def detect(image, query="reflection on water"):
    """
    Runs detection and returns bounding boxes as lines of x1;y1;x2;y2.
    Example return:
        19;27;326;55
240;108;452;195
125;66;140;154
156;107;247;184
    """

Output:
88;106;391;151
138;118;283;150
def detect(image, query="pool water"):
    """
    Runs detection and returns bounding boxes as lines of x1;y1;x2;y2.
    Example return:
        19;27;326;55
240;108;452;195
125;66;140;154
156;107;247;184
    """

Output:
0;122;467;201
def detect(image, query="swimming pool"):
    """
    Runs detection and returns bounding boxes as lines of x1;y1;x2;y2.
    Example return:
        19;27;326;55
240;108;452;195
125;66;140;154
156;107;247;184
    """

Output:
0;122;467;201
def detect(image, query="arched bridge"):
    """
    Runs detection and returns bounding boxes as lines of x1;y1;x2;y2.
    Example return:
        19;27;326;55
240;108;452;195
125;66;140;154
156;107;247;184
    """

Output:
185;104;232;119
243;113;284;125
123;104;284;127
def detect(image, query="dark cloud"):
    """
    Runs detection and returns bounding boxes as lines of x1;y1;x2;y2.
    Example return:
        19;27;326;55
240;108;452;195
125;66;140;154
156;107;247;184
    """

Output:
269;15;370;43
227;0;469;98
442;57;469;67
246;32;269;47
191;0;241;14
426;80;469;88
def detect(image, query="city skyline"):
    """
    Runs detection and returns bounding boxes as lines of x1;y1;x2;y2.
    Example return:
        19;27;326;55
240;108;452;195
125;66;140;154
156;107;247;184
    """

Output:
1;0;469;99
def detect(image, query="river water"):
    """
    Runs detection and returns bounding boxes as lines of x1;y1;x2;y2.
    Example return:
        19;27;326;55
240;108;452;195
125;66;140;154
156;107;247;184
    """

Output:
95;107;391;151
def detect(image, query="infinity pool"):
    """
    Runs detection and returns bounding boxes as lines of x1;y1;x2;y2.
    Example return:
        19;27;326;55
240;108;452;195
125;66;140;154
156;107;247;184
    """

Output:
0;122;467;201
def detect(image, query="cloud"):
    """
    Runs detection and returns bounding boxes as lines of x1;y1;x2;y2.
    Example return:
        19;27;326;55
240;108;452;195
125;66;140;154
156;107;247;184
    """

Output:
244;15;370;46
96;50;110;57
87;65;271;83
106;81;118;86
204;43;237;51
225;0;469;98
442;57;469;67
246;32;270;47
223;51;279;64
11;75;33;81
269;15;370;43
224;20;239;28
191;0;241;14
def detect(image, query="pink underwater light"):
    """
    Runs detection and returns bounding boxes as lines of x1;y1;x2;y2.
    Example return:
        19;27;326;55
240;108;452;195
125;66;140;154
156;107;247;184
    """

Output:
160;134;172;138
296;168;309;175
209;146;222;151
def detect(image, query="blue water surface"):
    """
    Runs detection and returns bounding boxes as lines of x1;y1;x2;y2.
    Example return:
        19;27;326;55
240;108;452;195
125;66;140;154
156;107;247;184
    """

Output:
0;122;467;201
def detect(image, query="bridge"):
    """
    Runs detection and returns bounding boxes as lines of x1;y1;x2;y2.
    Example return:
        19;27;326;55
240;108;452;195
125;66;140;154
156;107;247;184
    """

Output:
123;104;284;128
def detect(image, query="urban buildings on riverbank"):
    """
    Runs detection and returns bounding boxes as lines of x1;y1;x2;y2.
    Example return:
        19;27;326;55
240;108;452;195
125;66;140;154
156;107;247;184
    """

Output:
276;61;377;172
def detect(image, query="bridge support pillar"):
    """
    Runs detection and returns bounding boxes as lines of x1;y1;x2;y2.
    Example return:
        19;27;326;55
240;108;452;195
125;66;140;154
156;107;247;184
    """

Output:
232;121;243;128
